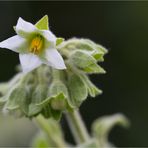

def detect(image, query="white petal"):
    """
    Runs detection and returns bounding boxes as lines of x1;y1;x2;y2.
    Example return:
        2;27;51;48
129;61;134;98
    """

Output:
39;30;57;48
16;17;37;38
0;35;27;53
42;48;66;69
41;30;56;43
19;53;42;73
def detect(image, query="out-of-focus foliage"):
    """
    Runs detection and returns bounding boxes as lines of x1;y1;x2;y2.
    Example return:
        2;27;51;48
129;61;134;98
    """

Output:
32;114;129;148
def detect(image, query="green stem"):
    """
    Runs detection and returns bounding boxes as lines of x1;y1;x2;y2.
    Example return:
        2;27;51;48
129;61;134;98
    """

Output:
66;109;90;144
34;115;65;147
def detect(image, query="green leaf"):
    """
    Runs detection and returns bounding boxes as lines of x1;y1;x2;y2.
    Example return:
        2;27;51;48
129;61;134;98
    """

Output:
70;50;106;74
68;73;87;107
92;114;130;143
56;38;64;46
35;15;49;30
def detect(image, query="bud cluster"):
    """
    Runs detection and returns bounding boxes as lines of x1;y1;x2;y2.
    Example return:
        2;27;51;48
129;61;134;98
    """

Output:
0;38;107;119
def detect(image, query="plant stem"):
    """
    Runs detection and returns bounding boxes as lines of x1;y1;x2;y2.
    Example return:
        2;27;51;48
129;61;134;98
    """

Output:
34;115;65;147
66;109;90;144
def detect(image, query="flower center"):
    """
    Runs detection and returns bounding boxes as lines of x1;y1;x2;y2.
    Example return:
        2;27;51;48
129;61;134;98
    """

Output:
30;35;43;54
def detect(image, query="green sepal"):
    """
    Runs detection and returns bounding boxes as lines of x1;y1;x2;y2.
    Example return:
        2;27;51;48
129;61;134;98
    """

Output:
56;38;64;46
18;85;32;115
83;63;105;74
83;39;107;62
84;39;108;55
13;26;16;31
0;83;9;104
79;73;102;97
81;39;107;53
0;96;7;111
50;108;62;121
50;94;67;111
49;80;68;110
5;84;27;110
0;83;8;93
59;38;107;62
37;81;68;109
0;96;7;104
28;84;48;116
67;73;87;107
70;50;106;74
0;73;22;98
35;15;49;30
41;104;51;119
49;81;68;99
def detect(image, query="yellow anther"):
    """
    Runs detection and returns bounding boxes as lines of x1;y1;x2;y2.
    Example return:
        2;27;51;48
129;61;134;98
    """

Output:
30;35;43;54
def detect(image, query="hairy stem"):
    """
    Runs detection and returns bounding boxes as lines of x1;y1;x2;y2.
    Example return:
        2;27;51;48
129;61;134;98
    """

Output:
66;109;90;144
34;115;65;147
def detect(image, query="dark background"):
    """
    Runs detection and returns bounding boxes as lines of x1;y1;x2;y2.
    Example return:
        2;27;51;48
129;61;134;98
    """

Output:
0;1;147;147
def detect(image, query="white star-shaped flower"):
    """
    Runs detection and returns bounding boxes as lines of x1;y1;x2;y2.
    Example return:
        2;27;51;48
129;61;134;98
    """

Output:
0;16;66;73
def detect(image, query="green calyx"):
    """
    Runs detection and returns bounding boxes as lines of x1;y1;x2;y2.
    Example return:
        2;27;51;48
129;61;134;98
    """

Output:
35;15;64;46
35;15;49;30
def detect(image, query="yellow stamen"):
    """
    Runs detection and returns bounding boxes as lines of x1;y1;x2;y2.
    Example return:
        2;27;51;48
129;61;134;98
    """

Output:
30;35;43;54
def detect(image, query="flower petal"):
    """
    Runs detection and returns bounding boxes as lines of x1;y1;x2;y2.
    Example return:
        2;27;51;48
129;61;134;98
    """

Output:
39;30;57;48
19;53;42;73
0;35;27;53
42;48;66;69
16;17;37;38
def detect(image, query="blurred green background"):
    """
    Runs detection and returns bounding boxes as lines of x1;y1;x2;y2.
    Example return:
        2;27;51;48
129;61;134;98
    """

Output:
0;1;148;147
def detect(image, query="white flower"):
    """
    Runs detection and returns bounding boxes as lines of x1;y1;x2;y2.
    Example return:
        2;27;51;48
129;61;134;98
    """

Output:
0;17;66;73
